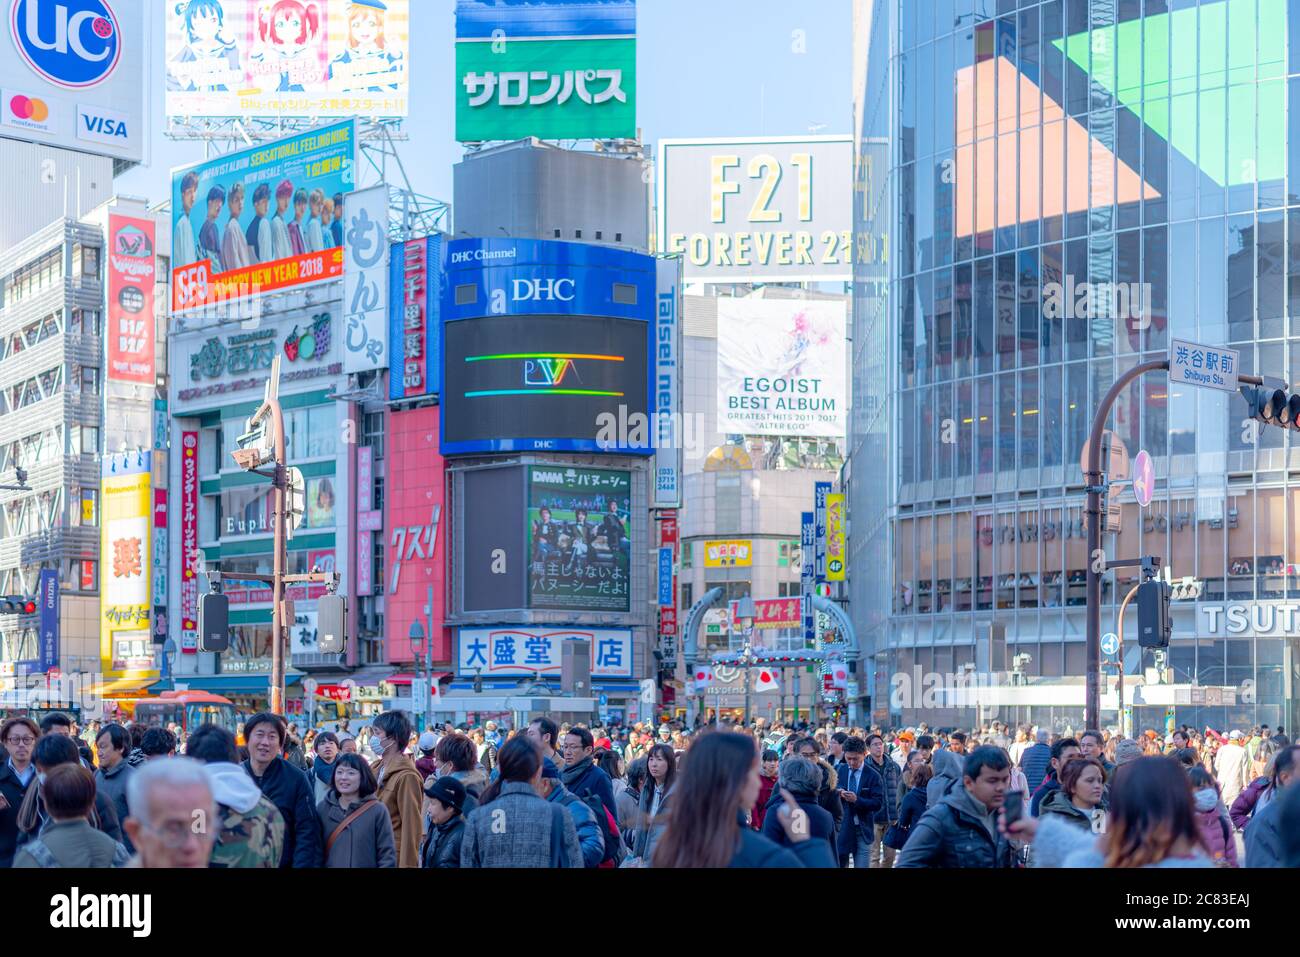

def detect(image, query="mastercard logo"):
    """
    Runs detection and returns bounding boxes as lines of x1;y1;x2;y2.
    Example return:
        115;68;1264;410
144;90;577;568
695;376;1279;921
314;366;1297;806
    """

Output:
9;95;49;122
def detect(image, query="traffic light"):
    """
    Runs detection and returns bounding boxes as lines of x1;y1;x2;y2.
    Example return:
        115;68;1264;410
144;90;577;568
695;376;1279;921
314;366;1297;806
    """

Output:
317;594;346;654
198;593;230;652
0;595;37;614
1242;385;1300;430
1136;579;1173;648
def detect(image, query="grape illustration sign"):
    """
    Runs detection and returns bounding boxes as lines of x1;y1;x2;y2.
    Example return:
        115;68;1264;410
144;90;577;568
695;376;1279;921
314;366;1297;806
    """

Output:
716;298;847;438
527;466;631;613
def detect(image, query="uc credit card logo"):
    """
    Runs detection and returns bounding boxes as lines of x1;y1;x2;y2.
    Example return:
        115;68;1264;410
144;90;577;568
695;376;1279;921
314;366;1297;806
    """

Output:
10;0;122;89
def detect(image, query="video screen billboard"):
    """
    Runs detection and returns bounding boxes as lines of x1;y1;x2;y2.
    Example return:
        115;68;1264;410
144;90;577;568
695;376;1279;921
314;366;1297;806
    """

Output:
1;0;146;163
164;0;409;120
716;298;847;438
527;465;630;613
170;119;355;313
443;313;649;455
657;136;853;283
455;0;635;142
461;465;526;613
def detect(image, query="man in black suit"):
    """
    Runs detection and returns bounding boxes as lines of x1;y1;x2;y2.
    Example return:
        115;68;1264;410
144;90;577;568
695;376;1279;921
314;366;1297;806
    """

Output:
835;736;884;868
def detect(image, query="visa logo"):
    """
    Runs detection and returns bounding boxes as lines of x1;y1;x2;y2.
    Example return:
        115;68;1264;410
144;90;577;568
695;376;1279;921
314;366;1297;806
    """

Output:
81;112;126;137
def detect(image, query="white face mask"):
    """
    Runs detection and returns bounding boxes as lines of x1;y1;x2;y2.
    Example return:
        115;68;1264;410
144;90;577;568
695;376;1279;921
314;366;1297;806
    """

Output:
1194;787;1219;812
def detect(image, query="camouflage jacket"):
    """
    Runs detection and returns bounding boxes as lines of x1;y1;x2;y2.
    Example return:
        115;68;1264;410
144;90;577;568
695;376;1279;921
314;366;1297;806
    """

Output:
212;795;285;868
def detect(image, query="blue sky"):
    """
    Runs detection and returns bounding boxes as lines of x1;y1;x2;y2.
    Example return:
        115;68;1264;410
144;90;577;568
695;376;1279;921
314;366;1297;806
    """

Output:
118;0;851;214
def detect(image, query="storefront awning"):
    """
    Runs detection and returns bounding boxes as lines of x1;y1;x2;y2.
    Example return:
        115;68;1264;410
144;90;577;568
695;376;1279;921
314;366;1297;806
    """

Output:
386;672;451;686
149;673;305;695
86;677;159;698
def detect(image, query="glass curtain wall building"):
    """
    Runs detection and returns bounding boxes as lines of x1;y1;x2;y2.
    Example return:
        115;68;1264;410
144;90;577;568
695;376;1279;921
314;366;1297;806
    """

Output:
852;0;1300;733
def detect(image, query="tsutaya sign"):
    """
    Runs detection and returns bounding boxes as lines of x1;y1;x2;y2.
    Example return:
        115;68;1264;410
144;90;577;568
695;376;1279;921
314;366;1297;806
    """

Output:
1200;603;1300;637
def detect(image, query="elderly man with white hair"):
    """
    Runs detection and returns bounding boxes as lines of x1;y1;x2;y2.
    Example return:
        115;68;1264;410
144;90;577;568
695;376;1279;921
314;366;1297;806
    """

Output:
124;757;218;868
1020;728;1053;793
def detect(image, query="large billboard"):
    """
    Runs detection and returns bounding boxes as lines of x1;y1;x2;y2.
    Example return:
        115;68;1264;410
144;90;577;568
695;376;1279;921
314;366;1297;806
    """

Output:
657;136;853;283
385;406;446;661
716;298;847;438
457;626;632;679
170;119;355;314
440;237;654;456
164;0;409;120
1;0;146;163
454;0;635;142
179;431;199;653
388;233;442;400
460;465;526;613
527;465;630;613
106;213;156;384
101;452;155;679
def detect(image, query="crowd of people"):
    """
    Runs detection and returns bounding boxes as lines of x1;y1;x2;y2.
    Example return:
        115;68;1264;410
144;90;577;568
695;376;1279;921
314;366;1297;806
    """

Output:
2;708;1299;869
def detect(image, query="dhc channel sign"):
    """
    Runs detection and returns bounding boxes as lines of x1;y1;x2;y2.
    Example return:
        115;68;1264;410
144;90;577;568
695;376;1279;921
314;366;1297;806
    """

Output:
10;0;121;89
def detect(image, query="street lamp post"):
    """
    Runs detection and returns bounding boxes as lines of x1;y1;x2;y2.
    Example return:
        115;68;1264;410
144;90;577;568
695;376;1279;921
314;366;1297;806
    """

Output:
407;582;436;731
734;597;757;724
408;619;425;733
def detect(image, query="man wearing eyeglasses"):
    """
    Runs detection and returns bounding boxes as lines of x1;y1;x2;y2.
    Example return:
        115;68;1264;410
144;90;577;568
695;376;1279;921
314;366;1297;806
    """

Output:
0;717;40;867
124;757;218;868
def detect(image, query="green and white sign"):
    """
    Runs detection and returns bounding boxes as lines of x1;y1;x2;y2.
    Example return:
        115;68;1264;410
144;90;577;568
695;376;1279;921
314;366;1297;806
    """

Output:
456;36;636;142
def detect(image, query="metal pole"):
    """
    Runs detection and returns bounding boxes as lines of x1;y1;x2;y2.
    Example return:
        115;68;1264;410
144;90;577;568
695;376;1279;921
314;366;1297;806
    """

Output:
743;646;751;726
269;397;287;716
1085;359;1167;731
793;667;801;726
426;583;434;730
1116;583;1140;739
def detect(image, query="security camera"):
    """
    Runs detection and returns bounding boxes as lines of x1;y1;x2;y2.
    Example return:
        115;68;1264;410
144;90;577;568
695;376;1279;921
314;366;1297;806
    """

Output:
231;448;267;470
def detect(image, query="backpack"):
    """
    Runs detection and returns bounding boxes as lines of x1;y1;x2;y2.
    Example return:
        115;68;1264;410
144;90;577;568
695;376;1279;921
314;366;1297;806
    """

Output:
577;787;626;866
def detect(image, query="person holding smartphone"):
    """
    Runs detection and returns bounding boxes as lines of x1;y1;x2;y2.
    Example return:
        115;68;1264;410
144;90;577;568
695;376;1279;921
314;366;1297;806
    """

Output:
895;746;1020;868
835;736;884;868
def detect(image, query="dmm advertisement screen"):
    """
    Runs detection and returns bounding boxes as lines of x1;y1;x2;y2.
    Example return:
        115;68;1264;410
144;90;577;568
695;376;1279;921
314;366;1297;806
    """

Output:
443;313;649;454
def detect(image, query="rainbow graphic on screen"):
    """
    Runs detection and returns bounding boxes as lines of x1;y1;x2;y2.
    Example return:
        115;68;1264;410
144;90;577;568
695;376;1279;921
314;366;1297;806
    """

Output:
463;352;625;398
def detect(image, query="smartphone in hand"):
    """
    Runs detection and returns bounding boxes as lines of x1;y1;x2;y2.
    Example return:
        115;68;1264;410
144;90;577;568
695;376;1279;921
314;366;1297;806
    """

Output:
1003;790;1025;823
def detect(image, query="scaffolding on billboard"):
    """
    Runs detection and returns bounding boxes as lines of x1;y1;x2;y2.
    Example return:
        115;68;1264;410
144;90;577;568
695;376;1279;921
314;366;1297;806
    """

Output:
166;118;449;243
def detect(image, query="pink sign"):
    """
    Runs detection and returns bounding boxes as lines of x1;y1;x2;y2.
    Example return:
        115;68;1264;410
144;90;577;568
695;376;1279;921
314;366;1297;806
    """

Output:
385;407;446;663
180;431;199;653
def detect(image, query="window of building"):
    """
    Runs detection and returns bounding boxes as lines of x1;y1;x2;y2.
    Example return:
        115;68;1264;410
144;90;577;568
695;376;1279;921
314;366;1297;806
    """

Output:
80;367;99;395
681;582;693;609
74;558;97;591
69;425;99;456
362;411;385;461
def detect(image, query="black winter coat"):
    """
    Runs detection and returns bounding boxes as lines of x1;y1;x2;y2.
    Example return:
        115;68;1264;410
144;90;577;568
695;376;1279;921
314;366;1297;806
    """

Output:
759;788;837;863
421;815;466;868
0;761;33;868
867;755;903;824
894;790;1017;868
244;756;322;868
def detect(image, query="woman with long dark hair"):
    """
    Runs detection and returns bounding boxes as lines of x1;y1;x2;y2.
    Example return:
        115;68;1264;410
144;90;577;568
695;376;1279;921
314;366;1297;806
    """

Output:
649;731;835;868
462;737;582;868
1018;756;1213;868
629;743;676;861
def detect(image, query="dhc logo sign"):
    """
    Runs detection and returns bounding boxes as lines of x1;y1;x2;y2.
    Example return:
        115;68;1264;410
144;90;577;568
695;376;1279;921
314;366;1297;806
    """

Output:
10;0;122;89
513;278;575;303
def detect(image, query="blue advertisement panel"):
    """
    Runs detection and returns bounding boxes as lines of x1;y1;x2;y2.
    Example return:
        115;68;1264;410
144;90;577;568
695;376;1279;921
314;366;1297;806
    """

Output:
814;481;831;581
389;233;444;400
441;238;655;455
170;119;356;314
658;547;674;606
455;0;636;38
801;511;815;646
38;568;58;673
